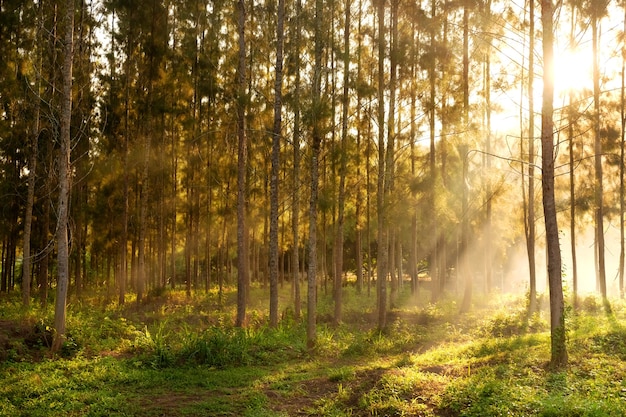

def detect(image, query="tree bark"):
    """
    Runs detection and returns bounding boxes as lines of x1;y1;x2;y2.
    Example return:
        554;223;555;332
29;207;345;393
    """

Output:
269;0;285;328
592;3;607;304
333;0;351;325
22;36;41;306
459;3;471;314
541;0;567;368
527;0;537;314
619;3;626;298
52;0;75;354
291;0;303;321
354;0;364;295
428;0;439;303
568;2;579;308
376;0;388;331
386;0;398;310
307;0;325;349
236;0;249;328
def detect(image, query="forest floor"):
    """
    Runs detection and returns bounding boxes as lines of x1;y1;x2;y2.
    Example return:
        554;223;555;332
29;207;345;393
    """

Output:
2;285;626;416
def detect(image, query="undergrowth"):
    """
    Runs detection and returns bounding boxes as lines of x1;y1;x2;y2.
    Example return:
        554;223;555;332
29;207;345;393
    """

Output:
2;287;626;416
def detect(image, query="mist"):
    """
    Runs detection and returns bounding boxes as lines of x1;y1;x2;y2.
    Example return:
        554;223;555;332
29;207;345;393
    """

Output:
500;226;622;298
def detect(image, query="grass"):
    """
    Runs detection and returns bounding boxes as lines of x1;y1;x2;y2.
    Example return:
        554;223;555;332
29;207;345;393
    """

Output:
2;286;626;416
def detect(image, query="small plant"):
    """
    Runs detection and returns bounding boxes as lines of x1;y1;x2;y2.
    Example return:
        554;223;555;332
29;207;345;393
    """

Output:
180;326;252;367
328;366;355;383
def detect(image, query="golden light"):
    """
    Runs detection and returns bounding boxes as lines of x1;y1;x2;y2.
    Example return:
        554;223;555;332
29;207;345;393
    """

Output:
553;46;594;98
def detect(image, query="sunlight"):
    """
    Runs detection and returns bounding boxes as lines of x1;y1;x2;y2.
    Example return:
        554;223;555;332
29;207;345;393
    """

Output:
553;47;594;98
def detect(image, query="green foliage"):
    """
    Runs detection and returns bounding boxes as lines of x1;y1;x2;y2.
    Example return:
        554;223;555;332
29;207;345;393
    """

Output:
179;326;252;367
3;292;626;416
128;321;307;369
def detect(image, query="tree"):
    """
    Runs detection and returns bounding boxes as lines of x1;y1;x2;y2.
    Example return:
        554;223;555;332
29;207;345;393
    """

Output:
290;0;304;320
386;0;398;309
269;0;286;328
567;0;580;308
307;0;327;349
22;1;44;307
618;3;626;298
427;0;440;303
459;1;472;314
526;0;538;314
376;0;389;331
333;0;351;325
236;0;249;328
52;0;75;353
591;0;608;305
540;0;567;368
354;0;365;295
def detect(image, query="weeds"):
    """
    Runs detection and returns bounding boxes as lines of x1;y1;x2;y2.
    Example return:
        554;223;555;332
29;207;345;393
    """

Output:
2;290;626;416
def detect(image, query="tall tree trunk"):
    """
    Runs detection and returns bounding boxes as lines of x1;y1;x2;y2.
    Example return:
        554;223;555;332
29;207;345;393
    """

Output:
569;2;579;308
409;10;419;297
354;0;364;295
22;28;42;306
592;4;607;304
269;0;285;328
52;0;75;353
460;2;471;313
307;0;325;349
386;0;398;310
619;3;626;298
23;0;47;307
119;5;131;305
376;0;388;331
366;97;373;298
334;0;351;325
483;0;493;294
541;0;567;368
428;0;439;302
527;0;537;314
291;0;303;320
236;0;249;328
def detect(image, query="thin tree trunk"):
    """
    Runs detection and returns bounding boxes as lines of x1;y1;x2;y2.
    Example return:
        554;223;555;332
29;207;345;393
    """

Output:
409;11;419;297
460;3;471;313
592;5;607;304
527;0;537;314
428;0;438;303
619;3;626;298
541;0;567;368
52;0;74;353
333;0;351;325
376;0;388;331
22;48;41;307
569;2;579;308
483;0;493;294
366;97;372;298
355;0;363;295
386;0;398;310
119;5;130;305
269;0;285;328
291;0;303;321
236;0;249;327
307;0;324;349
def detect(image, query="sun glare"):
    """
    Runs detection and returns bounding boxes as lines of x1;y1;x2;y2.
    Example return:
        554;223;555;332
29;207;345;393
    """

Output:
553;47;594;97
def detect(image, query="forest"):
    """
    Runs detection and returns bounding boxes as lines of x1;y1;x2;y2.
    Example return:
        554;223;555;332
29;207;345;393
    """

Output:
2;0;626;415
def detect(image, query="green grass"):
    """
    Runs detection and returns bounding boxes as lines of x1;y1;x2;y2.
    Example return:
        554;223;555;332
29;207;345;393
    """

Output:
2;287;626;416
